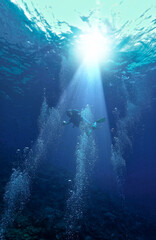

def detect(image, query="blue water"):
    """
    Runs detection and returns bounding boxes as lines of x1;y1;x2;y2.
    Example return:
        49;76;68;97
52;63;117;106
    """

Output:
0;0;156;239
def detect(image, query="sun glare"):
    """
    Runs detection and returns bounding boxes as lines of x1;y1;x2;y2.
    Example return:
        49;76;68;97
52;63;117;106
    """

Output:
77;31;110;64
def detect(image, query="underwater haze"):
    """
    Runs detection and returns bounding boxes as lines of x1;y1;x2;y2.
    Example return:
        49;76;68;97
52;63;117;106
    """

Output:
0;0;156;239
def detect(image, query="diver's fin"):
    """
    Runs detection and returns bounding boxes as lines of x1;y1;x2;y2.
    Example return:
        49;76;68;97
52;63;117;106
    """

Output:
88;129;92;135
96;117;106;123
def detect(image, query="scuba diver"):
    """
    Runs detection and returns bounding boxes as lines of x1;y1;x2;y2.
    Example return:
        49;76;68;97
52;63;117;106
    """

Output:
63;109;105;134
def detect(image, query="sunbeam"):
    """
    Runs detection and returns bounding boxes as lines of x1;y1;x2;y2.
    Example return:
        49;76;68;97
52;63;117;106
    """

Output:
58;60;112;238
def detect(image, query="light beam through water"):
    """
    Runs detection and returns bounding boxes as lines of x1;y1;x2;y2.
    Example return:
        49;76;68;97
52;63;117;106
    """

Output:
58;61;111;239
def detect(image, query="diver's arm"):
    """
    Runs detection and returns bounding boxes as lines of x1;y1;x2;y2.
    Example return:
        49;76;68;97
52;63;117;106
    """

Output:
63;120;71;126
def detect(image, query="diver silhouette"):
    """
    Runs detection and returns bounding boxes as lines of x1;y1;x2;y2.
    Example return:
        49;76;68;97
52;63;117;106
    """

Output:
63;109;105;133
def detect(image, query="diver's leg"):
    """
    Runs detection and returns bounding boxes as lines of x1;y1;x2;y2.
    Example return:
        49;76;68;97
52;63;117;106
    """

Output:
82;116;91;124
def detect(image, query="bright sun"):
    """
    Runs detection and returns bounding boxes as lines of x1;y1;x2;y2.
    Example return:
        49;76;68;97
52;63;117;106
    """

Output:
77;31;110;64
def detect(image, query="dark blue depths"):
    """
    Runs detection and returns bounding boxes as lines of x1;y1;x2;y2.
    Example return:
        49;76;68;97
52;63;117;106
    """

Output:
0;0;156;239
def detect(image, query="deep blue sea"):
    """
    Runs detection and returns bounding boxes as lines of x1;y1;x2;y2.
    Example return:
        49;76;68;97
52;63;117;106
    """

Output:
0;0;156;239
